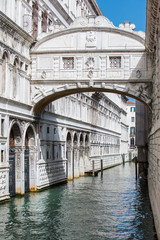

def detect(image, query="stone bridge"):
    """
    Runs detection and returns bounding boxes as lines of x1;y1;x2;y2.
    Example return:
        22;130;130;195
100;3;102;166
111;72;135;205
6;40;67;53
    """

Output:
31;15;152;113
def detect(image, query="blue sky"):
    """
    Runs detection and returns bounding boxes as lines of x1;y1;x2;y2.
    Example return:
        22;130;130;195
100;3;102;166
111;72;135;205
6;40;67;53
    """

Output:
96;0;146;32
96;0;146;102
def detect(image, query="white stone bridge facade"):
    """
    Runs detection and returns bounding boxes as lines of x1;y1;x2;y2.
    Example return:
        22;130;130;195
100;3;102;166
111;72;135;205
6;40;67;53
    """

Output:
31;15;152;113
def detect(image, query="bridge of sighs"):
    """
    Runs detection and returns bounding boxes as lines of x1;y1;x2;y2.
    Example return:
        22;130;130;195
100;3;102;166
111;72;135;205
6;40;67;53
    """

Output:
30;15;152;113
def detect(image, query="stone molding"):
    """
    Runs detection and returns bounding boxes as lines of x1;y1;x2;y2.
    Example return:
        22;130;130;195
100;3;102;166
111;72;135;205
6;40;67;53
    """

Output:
0;11;33;45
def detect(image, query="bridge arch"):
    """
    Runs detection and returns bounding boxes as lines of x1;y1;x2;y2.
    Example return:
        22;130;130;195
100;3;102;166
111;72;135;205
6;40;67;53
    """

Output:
31;15;152;113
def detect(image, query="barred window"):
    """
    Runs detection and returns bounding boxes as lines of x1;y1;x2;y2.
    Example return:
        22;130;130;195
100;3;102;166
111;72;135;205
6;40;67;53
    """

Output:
109;57;121;68
63;57;74;69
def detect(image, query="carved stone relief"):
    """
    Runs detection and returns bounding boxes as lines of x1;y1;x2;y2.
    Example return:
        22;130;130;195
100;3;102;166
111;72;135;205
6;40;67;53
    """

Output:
86;31;96;48
85;57;95;79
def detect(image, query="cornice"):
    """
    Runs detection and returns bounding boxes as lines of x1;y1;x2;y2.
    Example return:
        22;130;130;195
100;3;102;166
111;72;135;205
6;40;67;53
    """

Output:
87;0;103;16
48;0;73;24
0;11;33;44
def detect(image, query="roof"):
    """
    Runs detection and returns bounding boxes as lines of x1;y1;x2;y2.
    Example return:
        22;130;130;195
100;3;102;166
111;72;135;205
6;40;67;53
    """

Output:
127;101;135;105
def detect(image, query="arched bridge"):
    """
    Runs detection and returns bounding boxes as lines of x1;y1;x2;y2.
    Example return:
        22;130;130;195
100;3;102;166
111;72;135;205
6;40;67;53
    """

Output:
31;15;152;113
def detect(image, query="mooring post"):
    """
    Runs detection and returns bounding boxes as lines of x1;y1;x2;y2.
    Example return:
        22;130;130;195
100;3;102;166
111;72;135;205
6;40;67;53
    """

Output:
135;157;137;180
101;159;103;176
92;160;95;177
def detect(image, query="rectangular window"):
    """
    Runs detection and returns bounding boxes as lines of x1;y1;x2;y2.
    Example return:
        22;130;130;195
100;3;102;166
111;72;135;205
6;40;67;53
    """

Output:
63;57;74;69
130;107;135;112
47;126;50;134
131;117;135;122
1;150;4;162
52;145;55;160
130;127;135;135
40;125;42;132
109;57;121;68
47;150;49;159
1;119;4;136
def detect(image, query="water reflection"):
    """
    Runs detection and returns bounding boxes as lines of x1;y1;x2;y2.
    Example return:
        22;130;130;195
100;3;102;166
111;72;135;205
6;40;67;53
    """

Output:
0;163;157;240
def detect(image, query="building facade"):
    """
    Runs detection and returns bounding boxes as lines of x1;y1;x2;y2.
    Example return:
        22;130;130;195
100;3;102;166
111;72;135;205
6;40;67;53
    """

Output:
0;0;140;202
127;101;136;149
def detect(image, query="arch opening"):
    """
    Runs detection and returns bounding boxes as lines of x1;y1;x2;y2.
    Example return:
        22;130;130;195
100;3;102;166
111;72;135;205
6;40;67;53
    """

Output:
9;123;22;196
33;87;152;114
25;125;36;192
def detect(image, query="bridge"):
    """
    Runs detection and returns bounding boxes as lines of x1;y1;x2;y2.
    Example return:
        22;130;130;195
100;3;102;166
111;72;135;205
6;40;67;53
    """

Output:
31;15;152;113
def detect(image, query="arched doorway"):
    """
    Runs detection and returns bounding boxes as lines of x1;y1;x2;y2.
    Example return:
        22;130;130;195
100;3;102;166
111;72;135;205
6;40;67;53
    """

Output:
9;123;21;196
84;134;90;171
79;134;84;176
1;52;8;96
73;133;78;178
25;126;36;192
25;132;29;192
66;132;72;180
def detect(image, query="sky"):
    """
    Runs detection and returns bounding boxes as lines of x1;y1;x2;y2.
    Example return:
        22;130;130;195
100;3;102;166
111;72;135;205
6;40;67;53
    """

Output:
96;0;146;102
96;0;146;32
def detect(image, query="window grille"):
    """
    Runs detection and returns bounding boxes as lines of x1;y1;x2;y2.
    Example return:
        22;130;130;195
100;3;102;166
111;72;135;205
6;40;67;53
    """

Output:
109;57;121;68
63;57;74;69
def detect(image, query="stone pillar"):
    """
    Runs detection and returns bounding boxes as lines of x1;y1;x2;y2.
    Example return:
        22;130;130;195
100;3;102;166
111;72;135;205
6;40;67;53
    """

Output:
15;146;25;194
29;147;37;191
32;1;39;40
73;147;80;178
79;145;85;176
67;147;73;180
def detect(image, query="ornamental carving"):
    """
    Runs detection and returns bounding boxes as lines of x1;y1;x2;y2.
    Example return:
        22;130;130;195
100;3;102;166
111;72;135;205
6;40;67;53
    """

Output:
86;57;95;69
3;31;7;42
41;71;46;79
86;31;96;48
15;137;21;145
136;70;142;79
86;57;95;79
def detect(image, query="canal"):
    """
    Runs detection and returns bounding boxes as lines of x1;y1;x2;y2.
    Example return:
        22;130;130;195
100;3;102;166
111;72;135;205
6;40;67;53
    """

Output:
0;163;157;240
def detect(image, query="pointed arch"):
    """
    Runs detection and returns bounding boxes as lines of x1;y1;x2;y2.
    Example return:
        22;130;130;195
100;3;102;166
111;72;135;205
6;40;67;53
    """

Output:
1;51;8;95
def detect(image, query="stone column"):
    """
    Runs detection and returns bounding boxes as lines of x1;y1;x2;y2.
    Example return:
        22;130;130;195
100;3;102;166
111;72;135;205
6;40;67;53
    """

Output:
74;146;80;178
15;146;25;194
79;144;85;176
29;146;37;191
67;146;73;180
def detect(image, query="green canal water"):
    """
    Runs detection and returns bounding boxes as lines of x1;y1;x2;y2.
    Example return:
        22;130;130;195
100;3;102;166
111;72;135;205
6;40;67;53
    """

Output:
0;163;157;240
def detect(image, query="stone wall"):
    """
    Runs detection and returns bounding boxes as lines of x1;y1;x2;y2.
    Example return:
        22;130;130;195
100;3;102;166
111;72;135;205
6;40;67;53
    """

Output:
146;0;160;238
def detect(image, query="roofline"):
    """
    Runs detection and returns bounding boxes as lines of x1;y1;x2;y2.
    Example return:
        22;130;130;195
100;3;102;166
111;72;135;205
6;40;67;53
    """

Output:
88;0;103;16
32;26;145;52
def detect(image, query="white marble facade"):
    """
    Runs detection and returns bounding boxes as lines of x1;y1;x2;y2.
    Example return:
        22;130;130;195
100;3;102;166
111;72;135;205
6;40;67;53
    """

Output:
0;0;142;201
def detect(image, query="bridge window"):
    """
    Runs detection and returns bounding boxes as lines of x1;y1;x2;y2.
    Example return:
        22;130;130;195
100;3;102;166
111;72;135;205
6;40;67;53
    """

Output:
109;57;121;68
63;57;74;69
